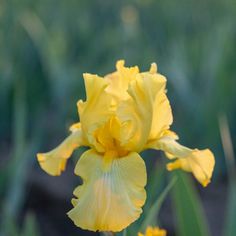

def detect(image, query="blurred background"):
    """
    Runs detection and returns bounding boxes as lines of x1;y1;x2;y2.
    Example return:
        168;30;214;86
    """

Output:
0;0;236;235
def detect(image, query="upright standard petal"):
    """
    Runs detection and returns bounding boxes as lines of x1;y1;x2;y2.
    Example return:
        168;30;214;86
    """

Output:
151;135;215;187
37;128;84;176
105;60;139;101
117;72;167;152
78;74;113;152
67;149;147;232
141;64;173;141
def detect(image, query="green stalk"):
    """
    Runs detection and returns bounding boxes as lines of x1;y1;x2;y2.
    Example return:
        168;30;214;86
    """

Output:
139;176;177;232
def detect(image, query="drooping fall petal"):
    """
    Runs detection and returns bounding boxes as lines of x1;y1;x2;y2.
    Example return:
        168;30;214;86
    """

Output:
67;149;147;232
37;128;84;176
153;135;215;187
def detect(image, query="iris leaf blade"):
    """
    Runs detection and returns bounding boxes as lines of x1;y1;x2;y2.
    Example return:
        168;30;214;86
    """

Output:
172;171;210;236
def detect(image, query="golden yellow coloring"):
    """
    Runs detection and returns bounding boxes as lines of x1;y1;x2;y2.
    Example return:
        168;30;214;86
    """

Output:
37;60;215;232
138;226;167;236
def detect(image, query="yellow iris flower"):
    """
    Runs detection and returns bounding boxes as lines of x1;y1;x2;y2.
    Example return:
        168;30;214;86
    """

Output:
37;60;215;232
138;226;167;236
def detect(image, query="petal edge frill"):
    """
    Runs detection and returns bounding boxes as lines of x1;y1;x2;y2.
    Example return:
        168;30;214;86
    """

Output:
151;135;215;187
78;74;113;152
37;129;84;176
117;73;167;152
67;149;147;232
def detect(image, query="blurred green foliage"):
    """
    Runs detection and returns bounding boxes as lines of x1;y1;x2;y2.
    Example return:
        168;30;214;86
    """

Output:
172;172;210;236
1;0;236;235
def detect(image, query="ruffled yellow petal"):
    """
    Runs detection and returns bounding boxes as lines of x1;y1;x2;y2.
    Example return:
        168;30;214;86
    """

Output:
37;129;84;176
69;122;81;132
142;63;172;141
117;71;167;152
138;226;167;236
148;87;173;141
78;73;113;152
105;60;139;101
153;136;215;187
166;149;215;187
67;149;147;232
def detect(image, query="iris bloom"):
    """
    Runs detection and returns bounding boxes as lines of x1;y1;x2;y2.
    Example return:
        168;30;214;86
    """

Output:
138;226;167;236
37;60;215;232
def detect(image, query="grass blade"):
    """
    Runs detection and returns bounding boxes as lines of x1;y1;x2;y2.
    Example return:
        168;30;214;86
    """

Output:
139;176;177;232
21;213;40;236
122;229;127;236
218;114;235;178
172;171;210;236
219;114;236;236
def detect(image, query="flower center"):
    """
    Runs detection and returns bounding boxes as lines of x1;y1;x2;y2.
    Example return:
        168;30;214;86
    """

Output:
93;117;129;159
